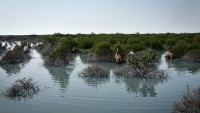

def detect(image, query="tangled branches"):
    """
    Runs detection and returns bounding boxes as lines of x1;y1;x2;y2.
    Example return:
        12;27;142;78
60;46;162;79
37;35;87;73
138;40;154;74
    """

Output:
172;86;200;113
3;78;40;101
79;65;109;78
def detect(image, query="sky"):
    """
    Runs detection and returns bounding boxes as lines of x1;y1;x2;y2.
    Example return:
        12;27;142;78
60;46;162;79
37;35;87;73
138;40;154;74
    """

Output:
0;0;200;35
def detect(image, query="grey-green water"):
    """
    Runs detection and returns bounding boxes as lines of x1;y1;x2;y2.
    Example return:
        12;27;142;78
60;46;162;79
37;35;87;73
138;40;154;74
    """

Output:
0;50;200;113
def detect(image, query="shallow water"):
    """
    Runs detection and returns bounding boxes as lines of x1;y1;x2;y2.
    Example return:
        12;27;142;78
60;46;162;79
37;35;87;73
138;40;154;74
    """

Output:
0;50;200;113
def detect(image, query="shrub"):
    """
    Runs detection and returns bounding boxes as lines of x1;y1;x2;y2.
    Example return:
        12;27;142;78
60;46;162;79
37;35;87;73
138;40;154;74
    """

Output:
166;39;177;46
131;44;145;52
39;43;53;56
182;49;200;63
193;35;200;44
3;78;40;101
49;37;76;58
150;41;164;50
44;36;58;46
45;37;76;67
112;42;128;53
142;40;151;47
172;86;200;113
127;37;141;45
0;45;31;65
115;49;167;79
171;40;188;58
188;43;199;51
79;65;109;78
77;37;93;49
93;42;112;57
58;37;77;51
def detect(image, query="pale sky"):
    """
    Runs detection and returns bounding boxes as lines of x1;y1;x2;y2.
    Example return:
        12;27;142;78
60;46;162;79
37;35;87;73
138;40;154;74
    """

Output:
0;0;200;35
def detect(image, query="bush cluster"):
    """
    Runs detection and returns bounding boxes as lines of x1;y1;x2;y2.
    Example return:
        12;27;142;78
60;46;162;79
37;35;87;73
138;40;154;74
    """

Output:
3;78;40;101
0;45;31;65
45;37;76;67
79;65;109;78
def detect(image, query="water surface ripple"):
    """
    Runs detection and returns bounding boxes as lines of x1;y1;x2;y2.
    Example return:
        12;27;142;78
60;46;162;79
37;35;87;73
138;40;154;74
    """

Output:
0;50;200;113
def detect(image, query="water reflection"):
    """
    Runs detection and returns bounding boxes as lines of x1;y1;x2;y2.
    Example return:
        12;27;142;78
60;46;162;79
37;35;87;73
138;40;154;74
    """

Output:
160;54;200;74
0;57;31;76
3;90;39;102
1;64;25;75
170;60;200;74
115;77;167;97
80;76;109;87
45;66;71;90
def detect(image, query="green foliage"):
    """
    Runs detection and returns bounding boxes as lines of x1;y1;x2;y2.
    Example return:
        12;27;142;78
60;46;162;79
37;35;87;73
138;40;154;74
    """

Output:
44;36;58;46
3;32;199;61
59;37;77;50
166;38;177;46
52;33;64;37
171;40;188;58
77;37;93;49
127;37;140;45
188;43;199;51
93;42;112;56
141;52;157;66
150;40;164;50
125;49;162;78
193;35;200;44
49;37;77;59
142;40;151;47
131;44;145;52
49;46;66;59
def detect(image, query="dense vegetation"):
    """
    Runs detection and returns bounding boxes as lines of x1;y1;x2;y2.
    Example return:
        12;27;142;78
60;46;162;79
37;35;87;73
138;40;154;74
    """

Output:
1;33;200;64
40;33;200;63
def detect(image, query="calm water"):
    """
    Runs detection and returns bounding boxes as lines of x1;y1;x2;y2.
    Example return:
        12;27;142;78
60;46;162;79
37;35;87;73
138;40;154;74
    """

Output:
0;50;200;113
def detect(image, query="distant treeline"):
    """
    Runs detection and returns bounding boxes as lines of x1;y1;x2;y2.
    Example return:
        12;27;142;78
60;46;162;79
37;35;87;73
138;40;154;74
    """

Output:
1;32;200;57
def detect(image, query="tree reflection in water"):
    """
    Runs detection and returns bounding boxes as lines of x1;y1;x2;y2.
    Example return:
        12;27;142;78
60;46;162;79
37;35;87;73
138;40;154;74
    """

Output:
41;54;75;92
80;76;109;88
161;53;200;74
0;56;31;76
115;77;167;97
166;59;200;74
43;65;74;93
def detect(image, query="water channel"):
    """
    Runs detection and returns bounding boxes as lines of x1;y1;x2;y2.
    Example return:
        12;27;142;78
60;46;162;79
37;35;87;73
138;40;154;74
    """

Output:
0;49;200;113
